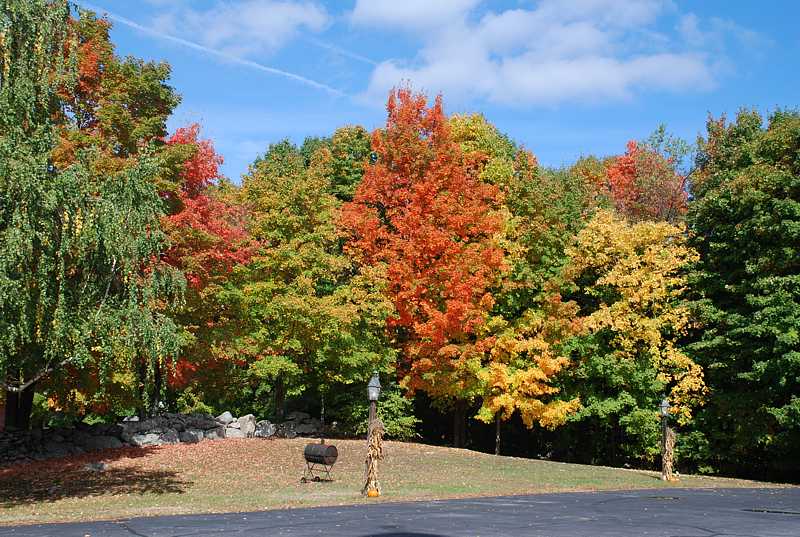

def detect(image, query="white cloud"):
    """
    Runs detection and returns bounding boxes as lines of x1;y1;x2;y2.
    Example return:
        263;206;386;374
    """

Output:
538;0;666;28
678;13;770;52
350;0;480;30
360;0;758;107
153;0;328;57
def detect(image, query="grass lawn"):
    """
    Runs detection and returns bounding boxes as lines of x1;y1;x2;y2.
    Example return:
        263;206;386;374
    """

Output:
0;438;787;525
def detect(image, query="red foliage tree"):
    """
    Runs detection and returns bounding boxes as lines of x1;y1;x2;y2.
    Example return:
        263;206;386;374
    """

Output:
162;125;257;387
166;124;221;197
163;124;255;290
605;141;688;222
340;89;505;432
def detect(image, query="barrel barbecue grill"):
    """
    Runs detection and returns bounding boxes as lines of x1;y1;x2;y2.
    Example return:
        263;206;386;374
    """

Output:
301;443;338;482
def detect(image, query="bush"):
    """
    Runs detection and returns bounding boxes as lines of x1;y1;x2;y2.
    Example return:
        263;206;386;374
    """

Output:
329;382;419;440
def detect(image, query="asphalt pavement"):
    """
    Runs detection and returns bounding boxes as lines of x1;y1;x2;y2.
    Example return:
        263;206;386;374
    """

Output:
1;487;798;537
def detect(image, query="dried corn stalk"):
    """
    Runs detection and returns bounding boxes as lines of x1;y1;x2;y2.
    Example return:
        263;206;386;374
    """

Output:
362;419;385;496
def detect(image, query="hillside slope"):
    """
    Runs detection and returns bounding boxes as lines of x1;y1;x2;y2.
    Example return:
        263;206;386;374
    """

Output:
0;438;784;525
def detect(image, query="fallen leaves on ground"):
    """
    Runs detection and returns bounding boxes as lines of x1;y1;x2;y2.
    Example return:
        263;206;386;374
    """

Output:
0;438;781;526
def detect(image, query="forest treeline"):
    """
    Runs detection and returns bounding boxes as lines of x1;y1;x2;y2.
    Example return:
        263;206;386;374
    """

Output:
1;2;798;482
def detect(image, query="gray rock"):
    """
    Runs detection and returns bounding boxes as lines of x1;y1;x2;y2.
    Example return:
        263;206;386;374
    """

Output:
123;415;139;422
105;423;124;437
165;414;186;432
237;414;256;438
295;422;320;435
227;420;241;429
130;433;161;447
179;429;204;444
120;417;159;436
254;420;276;438
87;423;111;436
307;418;322;429
204;427;225;440
130;428;179;447
183;413;219;430
216;411;235;425
80;435;123;451
83;462;108;472
43;442;71;458
71;430;94;448
225;427;245;439
278;422;297;439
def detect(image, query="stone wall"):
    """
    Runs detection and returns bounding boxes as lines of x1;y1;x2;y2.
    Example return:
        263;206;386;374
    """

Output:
0;410;324;467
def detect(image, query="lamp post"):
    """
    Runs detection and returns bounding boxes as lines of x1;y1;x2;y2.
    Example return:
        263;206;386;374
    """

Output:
367;370;381;425
660;397;676;481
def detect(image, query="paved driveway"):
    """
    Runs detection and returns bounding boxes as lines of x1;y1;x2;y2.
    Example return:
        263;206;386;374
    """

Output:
1;488;798;536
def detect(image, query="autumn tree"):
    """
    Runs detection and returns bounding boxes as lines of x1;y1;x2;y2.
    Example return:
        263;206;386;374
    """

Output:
341;90;506;447
603;128;690;223
686;110;800;479
302;126;372;202
476;290;582;453
448;114;589;451
54;10;180;178
0;0;183;428
560;210;706;464
159;124;258;398
32;9;192;419
203;140;396;418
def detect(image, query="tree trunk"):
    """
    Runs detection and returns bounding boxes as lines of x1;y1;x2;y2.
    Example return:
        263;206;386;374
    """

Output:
3;384;35;431
452;400;467;448
151;359;163;416
274;375;286;420
495;413;501;456
136;358;148;418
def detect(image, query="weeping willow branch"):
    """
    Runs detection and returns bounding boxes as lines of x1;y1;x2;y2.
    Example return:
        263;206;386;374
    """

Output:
0;355;80;393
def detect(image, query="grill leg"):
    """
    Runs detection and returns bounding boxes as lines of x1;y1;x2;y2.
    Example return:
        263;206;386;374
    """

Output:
301;462;334;482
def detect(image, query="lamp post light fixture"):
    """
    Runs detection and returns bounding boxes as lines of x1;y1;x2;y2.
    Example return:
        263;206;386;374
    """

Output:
660;397;671;418
367;370;381;425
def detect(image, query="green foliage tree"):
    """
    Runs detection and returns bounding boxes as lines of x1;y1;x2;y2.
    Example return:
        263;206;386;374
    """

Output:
301;126;372;202
0;0;183;428
686;109;800;479
215;140;396;418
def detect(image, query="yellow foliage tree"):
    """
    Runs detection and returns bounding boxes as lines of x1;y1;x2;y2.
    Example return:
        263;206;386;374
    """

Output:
477;289;582;431
563;210;706;424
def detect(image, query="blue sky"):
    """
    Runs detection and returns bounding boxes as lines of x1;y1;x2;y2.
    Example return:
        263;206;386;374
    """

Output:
80;1;798;182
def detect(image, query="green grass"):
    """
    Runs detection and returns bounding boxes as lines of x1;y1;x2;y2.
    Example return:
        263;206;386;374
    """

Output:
0;438;787;525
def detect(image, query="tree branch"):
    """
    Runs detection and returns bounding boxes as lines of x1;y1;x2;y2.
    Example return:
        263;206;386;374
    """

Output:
0;355;80;393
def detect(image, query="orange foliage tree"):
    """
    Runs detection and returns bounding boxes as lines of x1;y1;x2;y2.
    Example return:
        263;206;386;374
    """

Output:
340;89;505;445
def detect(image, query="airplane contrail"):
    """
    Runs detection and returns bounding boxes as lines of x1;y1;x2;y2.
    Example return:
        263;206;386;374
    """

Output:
306;37;378;66
78;2;347;98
